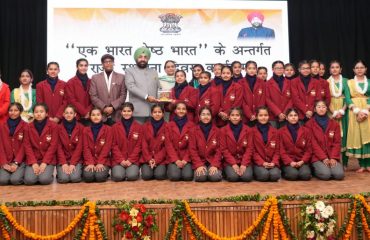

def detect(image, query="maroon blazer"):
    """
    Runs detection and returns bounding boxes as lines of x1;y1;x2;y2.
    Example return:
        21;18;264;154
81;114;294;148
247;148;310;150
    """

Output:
24;120;59;165
165;121;195;163
279;126;312;165
266;77;293;120
36;80;67;119
239;78;266;120
141;121;167;165
212;81;243;127
189;125;222;169
305;118;341;163
220;124;253;167
83;125;112;166
0;120;27;165
65;76;93;120
169;85;197;122
291;77;321;120
111;121;142;166
317;77;331;107
194;86;218;123
57;123;84;165
251;126;280;167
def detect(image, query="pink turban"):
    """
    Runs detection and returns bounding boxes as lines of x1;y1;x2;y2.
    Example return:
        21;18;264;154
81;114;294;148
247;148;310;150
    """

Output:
247;12;264;23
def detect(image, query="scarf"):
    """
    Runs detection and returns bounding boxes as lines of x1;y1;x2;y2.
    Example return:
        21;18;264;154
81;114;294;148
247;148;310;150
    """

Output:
286;76;295;80
63;118;76;136
273;74;285;91
7;117;21;136
246;74;257;91
121;118;134;137
174;115;188;133
174;81;188;99
151;117;164;137
221;80;232;96
257;123;269;144
46;75;58;92
287;123;300;143
198;82;211;98
190;78;200;89
91;122;103;142
213;76;223;86
199;122;212;140
314;114;329;132
300;74;311;91
34;119;47;136
232;75;243;83
76;71;89;90
229;122;243;141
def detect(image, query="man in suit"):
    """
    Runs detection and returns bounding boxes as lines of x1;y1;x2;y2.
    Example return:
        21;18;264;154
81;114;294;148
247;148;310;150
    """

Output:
125;47;160;124
238;11;275;39
89;54;127;125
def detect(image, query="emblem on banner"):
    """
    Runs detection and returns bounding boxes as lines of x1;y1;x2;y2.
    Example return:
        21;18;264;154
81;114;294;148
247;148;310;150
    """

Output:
159;13;182;34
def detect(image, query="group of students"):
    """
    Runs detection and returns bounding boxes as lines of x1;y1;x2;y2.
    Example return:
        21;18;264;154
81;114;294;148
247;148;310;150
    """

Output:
0;58;369;185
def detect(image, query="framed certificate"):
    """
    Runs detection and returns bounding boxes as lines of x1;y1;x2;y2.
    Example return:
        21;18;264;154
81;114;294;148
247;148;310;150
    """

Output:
158;90;172;102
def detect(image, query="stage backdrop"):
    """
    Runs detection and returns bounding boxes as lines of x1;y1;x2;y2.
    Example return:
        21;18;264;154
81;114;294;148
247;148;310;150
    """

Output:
47;0;289;80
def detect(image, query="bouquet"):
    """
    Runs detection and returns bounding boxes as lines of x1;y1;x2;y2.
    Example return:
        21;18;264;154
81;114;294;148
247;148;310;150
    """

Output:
113;203;158;240
300;200;336;240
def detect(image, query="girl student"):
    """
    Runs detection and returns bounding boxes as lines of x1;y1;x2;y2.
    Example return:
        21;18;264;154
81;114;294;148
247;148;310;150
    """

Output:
65;58;93;126
291;60;321;123
252;106;281;182
24;103;58;185
231;61;244;82
213;65;243;127
284;63;296;80
266;60;292;129
0;103;27;185
165;101;195;181
195;71;217;122
279;108;312;181
57;104;84;183
211;63;224;86
306;100;344;180
189;64;205;88
111;102;141;181
344;60;370;172
168;70;197;122
141;104;167;180
82;107;112;182
319;62;326;78
10;69;36;122
239;61;266;126
36;62;67;123
310;59;331;107
327;60;349;167
220;107;253;182
257;66;268;81
190;106;222;182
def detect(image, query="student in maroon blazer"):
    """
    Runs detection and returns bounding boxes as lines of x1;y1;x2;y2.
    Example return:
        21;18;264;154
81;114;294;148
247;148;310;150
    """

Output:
24;103;58;185
65;58;93;126
252;106;281;182
83;107;112;182
266;61;292;129
57;105;84;183
220;107;253;182
231;61;244;83
291;60;321;123
306;100;344;180
279;108;312;181
310;60;331;107
190;106;222;182
213;66;243;127
36;62;67;123
141;104;167;180
239;61;266;127
211;63;223;87
0;103;27;185
194;71;218;123
111;102;141;181
166;102;195;181
168;70;197;122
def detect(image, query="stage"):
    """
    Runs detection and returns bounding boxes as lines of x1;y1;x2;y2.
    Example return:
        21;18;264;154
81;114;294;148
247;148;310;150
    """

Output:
0;162;368;239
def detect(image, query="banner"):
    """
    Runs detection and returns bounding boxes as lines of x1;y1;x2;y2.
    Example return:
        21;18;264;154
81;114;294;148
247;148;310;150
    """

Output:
47;0;289;81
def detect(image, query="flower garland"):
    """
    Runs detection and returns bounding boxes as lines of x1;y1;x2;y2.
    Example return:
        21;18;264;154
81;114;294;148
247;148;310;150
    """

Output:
169;220;178;240
329;75;343;98
354;75;369;95
0;201;106;240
